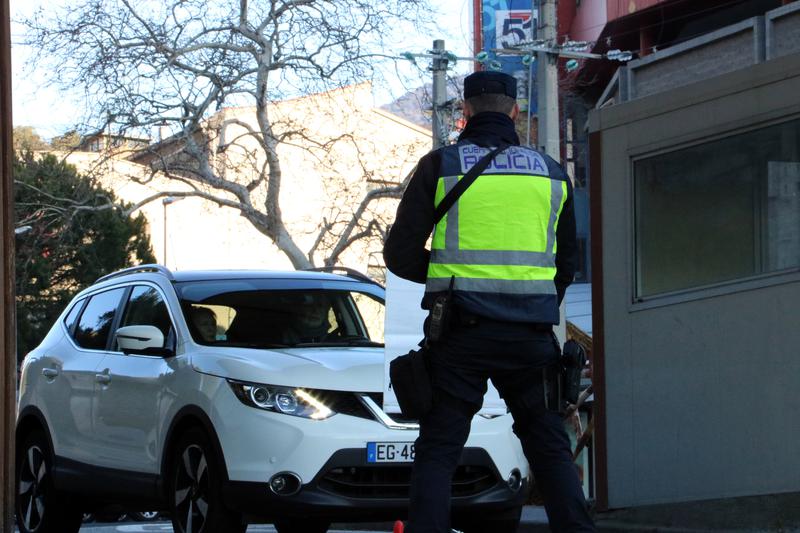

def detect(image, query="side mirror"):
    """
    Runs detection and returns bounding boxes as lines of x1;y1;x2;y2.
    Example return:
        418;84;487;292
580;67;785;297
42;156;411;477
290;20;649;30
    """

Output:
115;325;172;357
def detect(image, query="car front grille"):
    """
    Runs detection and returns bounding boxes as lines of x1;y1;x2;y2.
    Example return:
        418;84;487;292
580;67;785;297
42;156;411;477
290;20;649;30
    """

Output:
310;391;420;424
324;392;375;420
318;464;497;499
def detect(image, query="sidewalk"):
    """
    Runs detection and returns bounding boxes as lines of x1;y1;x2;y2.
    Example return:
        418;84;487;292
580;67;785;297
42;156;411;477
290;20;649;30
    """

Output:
586;492;800;533
518;493;800;532
336;494;800;532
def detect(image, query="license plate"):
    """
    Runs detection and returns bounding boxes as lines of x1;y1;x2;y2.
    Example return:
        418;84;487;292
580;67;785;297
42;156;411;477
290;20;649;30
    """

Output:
366;442;415;463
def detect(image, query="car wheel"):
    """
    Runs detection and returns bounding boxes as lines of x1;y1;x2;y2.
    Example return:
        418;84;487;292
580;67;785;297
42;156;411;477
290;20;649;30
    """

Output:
15;430;82;533
274;518;330;533
456;505;522;533
169;427;246;533
131;510;161;521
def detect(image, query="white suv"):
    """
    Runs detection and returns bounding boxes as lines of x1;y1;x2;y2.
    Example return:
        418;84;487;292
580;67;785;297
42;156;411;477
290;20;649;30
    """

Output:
16;265;529;533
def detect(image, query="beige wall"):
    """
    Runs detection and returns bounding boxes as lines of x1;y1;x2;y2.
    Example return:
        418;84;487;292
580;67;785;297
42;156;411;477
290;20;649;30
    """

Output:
67;84;431;275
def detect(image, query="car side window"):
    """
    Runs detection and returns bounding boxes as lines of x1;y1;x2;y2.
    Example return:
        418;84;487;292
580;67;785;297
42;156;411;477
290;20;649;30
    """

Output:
73;288;126;350
62;298;85;334
120;286;173;347
351;292;385;343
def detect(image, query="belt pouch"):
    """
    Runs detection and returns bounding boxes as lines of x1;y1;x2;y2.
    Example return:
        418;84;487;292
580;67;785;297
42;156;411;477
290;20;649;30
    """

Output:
389;347;433;419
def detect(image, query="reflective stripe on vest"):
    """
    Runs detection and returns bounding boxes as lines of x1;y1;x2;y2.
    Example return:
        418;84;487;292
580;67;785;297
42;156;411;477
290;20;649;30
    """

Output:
425;143;567;297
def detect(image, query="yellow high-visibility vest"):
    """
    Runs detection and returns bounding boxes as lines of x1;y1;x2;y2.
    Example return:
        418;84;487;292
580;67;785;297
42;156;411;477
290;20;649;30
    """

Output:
425;142;567;322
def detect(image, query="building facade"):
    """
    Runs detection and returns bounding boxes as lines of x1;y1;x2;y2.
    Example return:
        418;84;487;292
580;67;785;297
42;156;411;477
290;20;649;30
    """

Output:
66;83;431;280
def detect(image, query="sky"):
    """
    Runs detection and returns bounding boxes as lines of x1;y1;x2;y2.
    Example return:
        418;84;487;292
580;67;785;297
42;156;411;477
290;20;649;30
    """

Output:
10;0;476;139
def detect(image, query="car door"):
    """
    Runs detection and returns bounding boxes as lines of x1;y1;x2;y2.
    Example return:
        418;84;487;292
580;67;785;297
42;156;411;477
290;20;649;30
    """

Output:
39;287;126;465
91;284;177;474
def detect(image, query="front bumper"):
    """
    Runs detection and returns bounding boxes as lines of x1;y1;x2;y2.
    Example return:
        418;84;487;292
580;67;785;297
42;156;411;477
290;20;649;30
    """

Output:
222;447;529;522
208;380;528;486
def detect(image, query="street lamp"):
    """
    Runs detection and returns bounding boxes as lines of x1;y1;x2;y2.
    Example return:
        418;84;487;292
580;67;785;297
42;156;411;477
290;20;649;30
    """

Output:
162;196;184;268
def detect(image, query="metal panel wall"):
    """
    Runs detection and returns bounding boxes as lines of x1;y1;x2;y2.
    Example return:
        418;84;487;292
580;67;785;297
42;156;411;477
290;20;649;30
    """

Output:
766;1;800;59
625;17;764;101
589;53;800;508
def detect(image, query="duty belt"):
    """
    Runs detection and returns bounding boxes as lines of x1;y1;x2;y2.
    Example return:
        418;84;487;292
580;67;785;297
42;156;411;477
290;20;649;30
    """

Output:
454;307;553;332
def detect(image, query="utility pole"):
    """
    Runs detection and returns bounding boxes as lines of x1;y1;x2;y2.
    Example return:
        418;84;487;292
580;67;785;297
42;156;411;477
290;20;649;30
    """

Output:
431;39;449;149
400;40;475;149
537;0;560;158
535;0;566;342
162;196;184;269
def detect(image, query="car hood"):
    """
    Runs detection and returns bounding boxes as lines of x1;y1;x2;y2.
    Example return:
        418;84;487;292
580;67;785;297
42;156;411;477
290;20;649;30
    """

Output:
190;346;384;392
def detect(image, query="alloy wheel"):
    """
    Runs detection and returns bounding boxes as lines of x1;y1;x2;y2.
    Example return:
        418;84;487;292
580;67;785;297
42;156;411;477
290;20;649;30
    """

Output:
18;445;47;532
174;444;209;533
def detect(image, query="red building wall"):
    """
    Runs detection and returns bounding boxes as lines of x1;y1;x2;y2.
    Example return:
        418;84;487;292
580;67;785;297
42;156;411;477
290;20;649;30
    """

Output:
562;0;609;43
606;0;671;21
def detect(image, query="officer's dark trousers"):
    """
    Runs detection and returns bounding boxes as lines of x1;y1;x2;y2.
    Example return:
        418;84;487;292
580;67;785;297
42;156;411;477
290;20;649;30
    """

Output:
407;319;596;533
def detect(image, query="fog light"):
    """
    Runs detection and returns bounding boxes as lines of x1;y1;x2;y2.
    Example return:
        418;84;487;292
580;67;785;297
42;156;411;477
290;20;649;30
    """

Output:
507;469;522;492
269;472;302;496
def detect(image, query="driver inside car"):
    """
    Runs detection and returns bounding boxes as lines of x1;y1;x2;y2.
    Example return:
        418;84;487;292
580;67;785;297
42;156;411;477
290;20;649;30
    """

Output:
191;306;218;342
285;294;334;344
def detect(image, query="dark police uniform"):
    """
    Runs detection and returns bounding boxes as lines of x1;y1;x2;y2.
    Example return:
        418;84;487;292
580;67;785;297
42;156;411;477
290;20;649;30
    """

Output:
383;71;596;533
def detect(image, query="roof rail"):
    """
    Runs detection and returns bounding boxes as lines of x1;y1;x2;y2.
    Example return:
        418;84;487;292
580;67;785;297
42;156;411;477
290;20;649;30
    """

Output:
303;266;384;288
95;264;175;284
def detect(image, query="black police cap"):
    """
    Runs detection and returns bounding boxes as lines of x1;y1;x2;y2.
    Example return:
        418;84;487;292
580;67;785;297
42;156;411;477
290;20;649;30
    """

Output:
463;71;517;100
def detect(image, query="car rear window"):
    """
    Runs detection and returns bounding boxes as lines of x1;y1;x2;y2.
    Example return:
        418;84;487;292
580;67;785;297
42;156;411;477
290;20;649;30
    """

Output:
62;298;85;334
73;288;126;350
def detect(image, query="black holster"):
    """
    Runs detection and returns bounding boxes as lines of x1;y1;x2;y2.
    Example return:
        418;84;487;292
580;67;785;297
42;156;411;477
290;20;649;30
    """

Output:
425;276;455;344
560;339;587;414
543;337;586;416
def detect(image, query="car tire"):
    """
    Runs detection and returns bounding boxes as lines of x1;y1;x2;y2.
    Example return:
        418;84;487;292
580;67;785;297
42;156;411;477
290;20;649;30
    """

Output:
456;505;522;533
15;430;82;533
274;518;331;533
169;427;246;533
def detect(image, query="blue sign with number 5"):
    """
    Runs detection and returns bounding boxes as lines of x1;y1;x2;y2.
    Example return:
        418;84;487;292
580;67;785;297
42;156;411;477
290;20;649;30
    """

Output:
481;0;538;114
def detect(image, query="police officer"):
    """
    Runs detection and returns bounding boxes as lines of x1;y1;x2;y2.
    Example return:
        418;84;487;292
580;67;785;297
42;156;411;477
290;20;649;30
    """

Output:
383;71;596;533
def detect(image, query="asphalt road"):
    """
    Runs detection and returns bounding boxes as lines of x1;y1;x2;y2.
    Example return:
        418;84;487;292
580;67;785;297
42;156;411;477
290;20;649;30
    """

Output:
78;525;368;532
25;524;388;533
64;507;553;532
74;525;552;533
14;508;552;532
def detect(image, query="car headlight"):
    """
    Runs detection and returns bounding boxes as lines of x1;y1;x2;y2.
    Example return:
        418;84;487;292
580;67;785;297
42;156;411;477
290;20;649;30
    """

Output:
227;380;335;420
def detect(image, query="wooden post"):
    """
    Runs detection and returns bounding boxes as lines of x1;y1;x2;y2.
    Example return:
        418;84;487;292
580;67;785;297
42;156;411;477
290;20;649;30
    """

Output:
588;129;607;512
0;0;16;529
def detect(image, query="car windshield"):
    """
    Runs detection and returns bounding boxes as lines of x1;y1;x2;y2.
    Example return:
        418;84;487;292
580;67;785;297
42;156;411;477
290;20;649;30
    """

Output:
175;279;384;348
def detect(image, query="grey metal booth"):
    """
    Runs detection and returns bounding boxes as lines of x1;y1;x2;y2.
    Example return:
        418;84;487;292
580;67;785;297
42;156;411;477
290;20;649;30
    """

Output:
588;3;800;510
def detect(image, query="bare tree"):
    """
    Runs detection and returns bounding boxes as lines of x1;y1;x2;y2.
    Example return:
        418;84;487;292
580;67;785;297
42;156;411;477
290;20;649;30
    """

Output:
23;0;431;269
